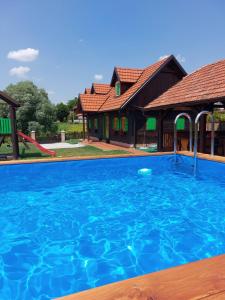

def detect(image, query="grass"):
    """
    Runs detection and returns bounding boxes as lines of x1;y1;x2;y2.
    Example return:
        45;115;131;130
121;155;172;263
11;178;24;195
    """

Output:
0;142;129;160
57;122;84;133
55;146;128;157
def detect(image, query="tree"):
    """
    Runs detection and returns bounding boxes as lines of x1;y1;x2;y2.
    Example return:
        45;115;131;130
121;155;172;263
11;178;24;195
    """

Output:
4;81;57;134
67;98;78;111
0;102;8;118
56;102;69;122
67;97;78;122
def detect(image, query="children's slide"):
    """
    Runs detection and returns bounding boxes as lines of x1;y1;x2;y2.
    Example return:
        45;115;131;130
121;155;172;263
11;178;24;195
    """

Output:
17;131;56;157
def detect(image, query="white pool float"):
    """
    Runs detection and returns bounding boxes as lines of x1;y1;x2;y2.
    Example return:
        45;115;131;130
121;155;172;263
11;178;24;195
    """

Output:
138;168;152;176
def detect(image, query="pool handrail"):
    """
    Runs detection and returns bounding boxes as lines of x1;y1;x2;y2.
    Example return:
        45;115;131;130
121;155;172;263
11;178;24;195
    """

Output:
194;111;214;174
174;113;193;156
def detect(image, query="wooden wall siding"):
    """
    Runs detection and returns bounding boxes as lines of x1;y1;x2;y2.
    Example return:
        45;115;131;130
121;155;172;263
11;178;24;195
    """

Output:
109;111;131;144
128;61;185;109
87;112;135;145
135;111;162;146
86;108;222;153
134;110;193;150
87;114;102;140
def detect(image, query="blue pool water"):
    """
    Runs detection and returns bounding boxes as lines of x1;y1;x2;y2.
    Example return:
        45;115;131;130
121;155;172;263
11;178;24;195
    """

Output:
1;155;225;299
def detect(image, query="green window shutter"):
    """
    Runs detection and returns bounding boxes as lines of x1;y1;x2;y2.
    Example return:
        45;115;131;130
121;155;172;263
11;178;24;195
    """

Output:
176;117;185;130
0;118;11;134
146;117;156;131
122;117;128;132
115;81;121;96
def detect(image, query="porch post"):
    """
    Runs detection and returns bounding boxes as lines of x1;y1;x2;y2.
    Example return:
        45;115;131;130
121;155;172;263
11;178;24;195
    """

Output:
9;105;19;159
82;113;86;140
199;114;206;153
133;113;136;147
157;111;164;152
86;115;89;141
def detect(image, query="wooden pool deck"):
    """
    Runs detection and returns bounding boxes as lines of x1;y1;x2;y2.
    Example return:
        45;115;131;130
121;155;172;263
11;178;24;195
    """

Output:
57;254;225;300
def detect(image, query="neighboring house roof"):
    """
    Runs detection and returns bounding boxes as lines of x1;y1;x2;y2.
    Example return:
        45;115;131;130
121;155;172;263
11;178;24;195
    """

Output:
115;67;143;83
145;58;225;110
79;93;107;112
0;91;20;107
92;83;111;94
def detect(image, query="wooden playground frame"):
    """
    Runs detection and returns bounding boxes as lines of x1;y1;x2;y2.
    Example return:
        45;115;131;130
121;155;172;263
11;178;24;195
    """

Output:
0;91;20;159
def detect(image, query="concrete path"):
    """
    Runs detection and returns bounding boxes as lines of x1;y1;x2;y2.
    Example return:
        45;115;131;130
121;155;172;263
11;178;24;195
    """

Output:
83;140;150;155
40;142;85;149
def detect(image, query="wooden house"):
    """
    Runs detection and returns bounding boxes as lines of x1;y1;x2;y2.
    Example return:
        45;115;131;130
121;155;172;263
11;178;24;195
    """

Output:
77;55;225;155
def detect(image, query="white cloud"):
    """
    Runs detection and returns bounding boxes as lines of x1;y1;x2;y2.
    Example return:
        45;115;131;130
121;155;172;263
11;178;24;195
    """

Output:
9;66;30;77
158;54;170;61
94;74;103;81
176;54;186;63
7;48;39;62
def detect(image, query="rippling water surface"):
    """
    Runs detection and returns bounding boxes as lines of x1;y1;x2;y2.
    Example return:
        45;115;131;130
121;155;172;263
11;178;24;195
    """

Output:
1;155;225;299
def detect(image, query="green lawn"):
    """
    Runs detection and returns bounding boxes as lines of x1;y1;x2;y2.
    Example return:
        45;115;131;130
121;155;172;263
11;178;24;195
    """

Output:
0;142;128;160
55;146;128;157
57;122;84;133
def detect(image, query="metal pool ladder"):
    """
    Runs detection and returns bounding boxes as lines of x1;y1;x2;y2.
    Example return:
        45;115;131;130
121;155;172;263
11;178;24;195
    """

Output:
193;111;215;175
174;113;193;162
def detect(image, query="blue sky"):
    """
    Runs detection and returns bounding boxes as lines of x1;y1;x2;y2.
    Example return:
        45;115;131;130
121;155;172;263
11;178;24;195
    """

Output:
0;0;225;103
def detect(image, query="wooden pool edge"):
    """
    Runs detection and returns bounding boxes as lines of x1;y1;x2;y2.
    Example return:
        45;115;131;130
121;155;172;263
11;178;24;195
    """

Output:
178;150;225;164
0;151;171;166
56;254;225;300
1;150;225;166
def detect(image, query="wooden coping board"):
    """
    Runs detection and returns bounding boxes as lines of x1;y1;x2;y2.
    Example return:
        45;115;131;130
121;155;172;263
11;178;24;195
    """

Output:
57;254;225;300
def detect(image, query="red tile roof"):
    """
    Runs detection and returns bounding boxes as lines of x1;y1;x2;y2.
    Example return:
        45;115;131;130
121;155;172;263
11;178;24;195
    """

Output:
84;88;91;94
145;58;225;109
92;83;111;94
115;67;143;83
79;56;173;112
100;56;171;111
79;93;107;112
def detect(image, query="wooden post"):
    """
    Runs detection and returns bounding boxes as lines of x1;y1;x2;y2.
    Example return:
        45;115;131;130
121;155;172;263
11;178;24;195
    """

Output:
86;115;89;141
199;114;206;153
9;105;19;159
82;113;86;140
157;111;164;152
133;114;136;147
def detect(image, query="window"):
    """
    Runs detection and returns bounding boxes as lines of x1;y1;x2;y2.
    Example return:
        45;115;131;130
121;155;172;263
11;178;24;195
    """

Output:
176;117;185;130
115;81;121;96
112;116;120;131
121;116;128;132
116;117;121;131
146;117;156;131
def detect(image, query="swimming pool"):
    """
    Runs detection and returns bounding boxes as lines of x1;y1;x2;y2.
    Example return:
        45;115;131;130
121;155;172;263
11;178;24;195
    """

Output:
1;155;225;299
